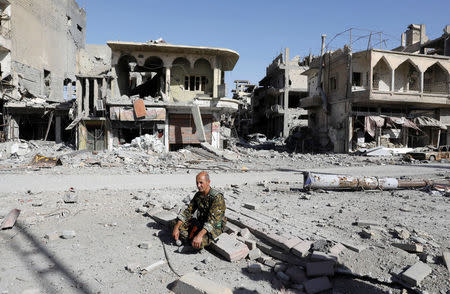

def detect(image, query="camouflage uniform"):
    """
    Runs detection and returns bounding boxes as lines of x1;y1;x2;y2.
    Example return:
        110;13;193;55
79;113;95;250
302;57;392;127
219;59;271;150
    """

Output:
176;188;226;249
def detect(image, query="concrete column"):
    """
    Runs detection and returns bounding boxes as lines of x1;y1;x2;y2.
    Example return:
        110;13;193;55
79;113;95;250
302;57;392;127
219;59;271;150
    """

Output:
283;48;290;138
102;78;107;99
7;115;18;140
164;113;169;152
213;68;219;98
55;116;61;144
76;79;82;116
84;78;89;116
93;79;99;100
165;66;171;96
391;69;395;92
420;71;424;93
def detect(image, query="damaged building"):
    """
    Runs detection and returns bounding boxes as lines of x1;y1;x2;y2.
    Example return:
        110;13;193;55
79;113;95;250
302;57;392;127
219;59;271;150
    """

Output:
73;40;240;151
0;0;86;144
300;24;450;153
251;48;309;139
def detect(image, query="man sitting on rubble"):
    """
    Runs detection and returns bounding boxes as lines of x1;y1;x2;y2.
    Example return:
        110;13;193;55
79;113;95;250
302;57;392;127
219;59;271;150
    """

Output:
172;171;226;250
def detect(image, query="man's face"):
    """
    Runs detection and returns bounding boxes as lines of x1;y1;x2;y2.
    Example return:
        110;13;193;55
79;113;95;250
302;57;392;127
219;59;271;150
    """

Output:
196;175;210;194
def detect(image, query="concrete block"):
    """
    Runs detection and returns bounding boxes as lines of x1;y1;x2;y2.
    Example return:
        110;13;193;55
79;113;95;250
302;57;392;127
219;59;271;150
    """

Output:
61;230;76;239
276;271;290;281
172;272;232;294
274;263;288;273
239;228;251;239
341;241;365;253
285;266;307;284
257;242;304;265
243;203;257;210
392;243;424;253
248;248;261;261
401;261;432;287
149;211;177;227
63;193;78;203
355;220;380;227
280;236;303;252
310;251;336;262
291;240;312;257
138;241;152;249
264;259;277;268
443;251;450;272
224;222;240;234
244;239;257;250
211;233;249;262
394;227;410;240
306;261;335;277
303;276;332;294
247;263;262;273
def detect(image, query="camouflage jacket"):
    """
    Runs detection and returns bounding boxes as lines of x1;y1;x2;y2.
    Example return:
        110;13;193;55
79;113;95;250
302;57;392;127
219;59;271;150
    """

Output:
178;188;226;238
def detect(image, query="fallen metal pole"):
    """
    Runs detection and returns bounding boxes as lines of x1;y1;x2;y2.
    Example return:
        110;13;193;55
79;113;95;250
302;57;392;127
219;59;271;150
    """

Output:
303;172;450;191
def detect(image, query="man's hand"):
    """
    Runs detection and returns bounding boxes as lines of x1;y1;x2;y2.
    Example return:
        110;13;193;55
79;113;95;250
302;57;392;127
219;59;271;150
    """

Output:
192;229;207;249
172;220;183;241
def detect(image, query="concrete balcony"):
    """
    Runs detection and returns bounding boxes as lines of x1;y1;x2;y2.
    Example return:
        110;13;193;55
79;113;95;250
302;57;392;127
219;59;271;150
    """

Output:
352;88;450;107
299;96;322;109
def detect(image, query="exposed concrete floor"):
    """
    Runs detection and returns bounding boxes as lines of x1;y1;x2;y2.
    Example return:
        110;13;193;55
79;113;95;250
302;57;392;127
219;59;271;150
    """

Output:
1;151;449;293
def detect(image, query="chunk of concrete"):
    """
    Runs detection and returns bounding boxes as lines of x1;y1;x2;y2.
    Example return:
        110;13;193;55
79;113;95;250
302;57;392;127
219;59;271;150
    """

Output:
291;240;312;257
280;236;303;252
243;203;257;210
224;222;240;234
355;220;380;227
138;241;152;249
392;243;423;253
247;263;262;273
306;261;335;277
149;210;177;227
172;272;232;294
63;193;78;203
239;228;251;239
443;251;450;272
329;243;346;257
61;230;76;239
0;209;21;230
125;263;140;273
244;239;257;250
303;276;332;294
341;241;365;253
211;233;249;262
310;251;336;262
248;248;261;260
401;261;432;287
285;266;307;284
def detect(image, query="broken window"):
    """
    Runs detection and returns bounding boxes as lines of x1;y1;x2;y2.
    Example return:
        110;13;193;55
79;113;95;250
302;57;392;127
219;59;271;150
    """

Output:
77;24;83;32
352;72;362;87
43;70;51;97
330;77;337;90
184;76;208;91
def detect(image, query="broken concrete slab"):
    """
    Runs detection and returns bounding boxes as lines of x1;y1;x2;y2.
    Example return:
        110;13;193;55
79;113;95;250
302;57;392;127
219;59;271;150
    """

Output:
392;243;424;253
329;243;346;257
310;251;336;262
244;239;257;250
354;220;380;227
291;240;313;258
148;210;177;227
285;266;307;284
247;263;262;273
0;209;21;230
443;251;450;272
239;228;251;239
172;272;232;294
257;241;304;266
306;261;335;277
224;222;240;234
211;233;249;262
341;241;366;253
401;261;432;287
247;248;261;261
303;276;332;294
61;230;76;239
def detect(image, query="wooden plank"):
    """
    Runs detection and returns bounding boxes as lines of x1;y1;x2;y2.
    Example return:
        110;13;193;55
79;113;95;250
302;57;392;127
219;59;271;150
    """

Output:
1;209;21;230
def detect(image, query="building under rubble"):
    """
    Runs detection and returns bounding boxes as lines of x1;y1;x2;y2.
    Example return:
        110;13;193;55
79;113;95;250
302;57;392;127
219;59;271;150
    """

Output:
0;0;241;152
300;24;450;153
251;48;309;139
74;41;240;151
0;0;86;144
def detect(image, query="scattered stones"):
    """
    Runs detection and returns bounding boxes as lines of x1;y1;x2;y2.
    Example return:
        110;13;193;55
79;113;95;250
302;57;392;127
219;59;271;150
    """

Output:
60;230;76;239
401;261;432;287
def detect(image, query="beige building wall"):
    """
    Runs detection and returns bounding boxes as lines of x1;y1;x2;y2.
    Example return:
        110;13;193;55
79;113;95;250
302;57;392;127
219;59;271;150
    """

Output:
10;0;85;101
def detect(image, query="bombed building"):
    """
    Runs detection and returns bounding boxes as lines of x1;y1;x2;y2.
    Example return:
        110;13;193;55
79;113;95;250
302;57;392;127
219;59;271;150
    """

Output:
0;0;86;144
300;24;450;153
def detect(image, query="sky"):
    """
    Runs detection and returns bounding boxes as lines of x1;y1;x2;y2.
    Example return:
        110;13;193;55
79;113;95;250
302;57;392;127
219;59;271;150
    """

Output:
77;0;450;96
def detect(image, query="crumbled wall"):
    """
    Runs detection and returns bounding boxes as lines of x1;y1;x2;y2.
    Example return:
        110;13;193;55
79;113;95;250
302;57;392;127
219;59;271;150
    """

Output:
10;0;86;101
78;44;112;76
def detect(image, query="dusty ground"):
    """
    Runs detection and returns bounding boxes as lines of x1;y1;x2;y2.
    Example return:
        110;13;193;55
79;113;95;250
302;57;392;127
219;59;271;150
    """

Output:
0;141;449;294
